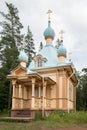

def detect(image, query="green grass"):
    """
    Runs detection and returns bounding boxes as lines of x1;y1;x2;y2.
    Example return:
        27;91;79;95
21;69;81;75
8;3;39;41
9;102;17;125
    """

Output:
0;111;87;130
46;111;87;123
44;111;87;127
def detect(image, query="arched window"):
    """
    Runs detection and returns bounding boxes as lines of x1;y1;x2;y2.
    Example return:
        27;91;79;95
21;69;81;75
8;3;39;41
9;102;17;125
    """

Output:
34;55;47;68
38;58;42;67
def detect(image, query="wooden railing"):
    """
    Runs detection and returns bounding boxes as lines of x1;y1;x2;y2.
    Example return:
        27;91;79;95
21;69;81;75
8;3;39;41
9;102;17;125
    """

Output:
45;98;51;108
34;97;51;108
13;97;52;109
34;97;42;108
13;98;31;109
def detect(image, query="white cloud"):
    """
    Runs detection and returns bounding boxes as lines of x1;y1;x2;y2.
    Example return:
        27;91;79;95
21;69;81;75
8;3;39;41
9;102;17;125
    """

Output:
0;0;87;71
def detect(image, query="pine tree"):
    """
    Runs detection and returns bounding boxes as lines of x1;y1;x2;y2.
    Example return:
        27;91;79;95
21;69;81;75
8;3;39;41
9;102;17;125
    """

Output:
76;68;87;110
25;26;36;65
81;68;87;110
0;3;23;67
76;85;83;110
0;67;9;111
0;2;23;48
0;2;23;111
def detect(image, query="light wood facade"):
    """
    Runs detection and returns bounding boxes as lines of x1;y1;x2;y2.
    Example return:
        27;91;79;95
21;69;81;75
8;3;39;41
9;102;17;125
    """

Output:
8;65;78;117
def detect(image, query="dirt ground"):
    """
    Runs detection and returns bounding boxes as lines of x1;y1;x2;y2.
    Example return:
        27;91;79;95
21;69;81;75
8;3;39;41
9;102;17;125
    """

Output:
40;127;87;130
0;122;87;130
0;125;87;130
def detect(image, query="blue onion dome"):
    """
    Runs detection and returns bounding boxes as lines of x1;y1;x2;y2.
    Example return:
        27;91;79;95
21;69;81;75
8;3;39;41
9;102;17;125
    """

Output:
44;21;55;39
57;43;67;57
18;49;28;62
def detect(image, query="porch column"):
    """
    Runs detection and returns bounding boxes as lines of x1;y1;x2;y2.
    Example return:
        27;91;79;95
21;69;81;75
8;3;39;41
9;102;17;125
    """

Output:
19;84;23;108
24;86;27;99
43;81;47;108
12;80;16;109
39;83;41;97
16;84;19;98
19;84;22;98
38;83;41;108
31;78;35;108
42;80;47;117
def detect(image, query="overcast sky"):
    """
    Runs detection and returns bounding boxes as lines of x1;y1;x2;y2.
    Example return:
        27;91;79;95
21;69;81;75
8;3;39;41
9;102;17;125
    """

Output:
0;0;87;71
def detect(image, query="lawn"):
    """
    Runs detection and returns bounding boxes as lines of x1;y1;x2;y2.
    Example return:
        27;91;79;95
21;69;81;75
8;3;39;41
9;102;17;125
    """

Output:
0;111;87;130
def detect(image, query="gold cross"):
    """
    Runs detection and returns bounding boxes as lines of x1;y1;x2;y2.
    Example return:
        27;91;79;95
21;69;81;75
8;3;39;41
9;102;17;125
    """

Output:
59;30;65;40
21;37;25;48
47;9;52;21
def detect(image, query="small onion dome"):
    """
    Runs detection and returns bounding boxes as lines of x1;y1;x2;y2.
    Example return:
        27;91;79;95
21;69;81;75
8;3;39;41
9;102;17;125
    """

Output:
18;49;28;62
57;43;67;57
44;21;55;39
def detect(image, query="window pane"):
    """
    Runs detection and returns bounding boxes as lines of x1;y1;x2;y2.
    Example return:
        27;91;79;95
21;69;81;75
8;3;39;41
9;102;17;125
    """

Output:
40;87;43;96
35;87;38;96
38;58;42;67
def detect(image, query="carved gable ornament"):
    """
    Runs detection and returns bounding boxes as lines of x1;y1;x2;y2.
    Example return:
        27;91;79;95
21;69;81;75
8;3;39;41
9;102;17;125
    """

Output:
12;66;27;77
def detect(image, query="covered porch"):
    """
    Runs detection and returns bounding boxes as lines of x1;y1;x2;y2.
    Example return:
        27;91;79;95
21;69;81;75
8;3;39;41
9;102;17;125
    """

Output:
9;73;56;117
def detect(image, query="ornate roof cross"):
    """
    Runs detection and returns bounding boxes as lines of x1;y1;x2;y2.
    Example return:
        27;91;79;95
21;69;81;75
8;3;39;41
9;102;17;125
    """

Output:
59;30;65;41
47;9;52;21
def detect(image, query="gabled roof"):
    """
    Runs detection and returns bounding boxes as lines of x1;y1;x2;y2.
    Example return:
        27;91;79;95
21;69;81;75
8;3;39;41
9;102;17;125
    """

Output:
7;65;27;77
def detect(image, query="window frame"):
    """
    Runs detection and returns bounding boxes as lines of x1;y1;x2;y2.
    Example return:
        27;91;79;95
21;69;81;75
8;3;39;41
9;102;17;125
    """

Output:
34;54;47;68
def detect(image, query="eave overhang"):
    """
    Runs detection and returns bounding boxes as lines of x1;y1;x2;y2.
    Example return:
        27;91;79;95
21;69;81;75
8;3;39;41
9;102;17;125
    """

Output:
30;63;79;85
44;76;56;85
